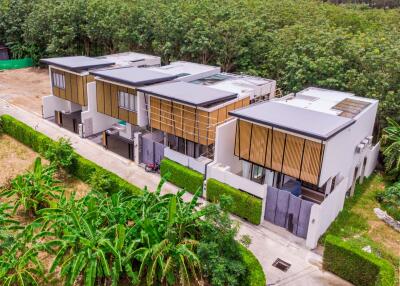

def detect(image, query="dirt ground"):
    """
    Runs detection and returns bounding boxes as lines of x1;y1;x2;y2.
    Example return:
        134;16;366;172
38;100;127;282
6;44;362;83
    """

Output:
0;67;50;115
0;134;90;196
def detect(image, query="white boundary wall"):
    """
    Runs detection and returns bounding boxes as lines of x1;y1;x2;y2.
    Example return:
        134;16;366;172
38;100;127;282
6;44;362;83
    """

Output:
42;95;71;119
164;147;211;175
306;177;348;249
81;82;118;137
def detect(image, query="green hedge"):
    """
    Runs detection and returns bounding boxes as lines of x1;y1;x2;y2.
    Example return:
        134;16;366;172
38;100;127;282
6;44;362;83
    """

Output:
323;235;395;286
239;244;266;286
160;158;204;194
0;115;142;196
206;179;262;225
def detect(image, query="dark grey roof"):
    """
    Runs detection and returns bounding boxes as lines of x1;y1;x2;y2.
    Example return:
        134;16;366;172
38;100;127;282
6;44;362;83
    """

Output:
40;56;114;72
138;81;237;107
229;101;355;140
90;67;178;87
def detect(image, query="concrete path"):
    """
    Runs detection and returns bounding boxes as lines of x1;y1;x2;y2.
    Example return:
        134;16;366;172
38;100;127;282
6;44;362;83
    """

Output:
0;100;351;286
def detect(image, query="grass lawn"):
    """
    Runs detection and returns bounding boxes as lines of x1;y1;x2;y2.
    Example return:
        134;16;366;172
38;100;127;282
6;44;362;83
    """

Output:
322;172;400;279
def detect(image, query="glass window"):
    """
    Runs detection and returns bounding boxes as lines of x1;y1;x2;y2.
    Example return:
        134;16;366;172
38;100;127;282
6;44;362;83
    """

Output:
52;72;65;90
118;91;136;112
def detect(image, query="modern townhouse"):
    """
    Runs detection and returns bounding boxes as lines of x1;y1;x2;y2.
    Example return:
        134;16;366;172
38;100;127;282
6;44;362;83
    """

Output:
89;61;220;161
40;52;161;135
207;87;379;248
138;72;276;173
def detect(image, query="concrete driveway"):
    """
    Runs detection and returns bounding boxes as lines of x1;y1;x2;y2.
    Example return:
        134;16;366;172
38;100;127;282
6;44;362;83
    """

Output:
0;100;352;286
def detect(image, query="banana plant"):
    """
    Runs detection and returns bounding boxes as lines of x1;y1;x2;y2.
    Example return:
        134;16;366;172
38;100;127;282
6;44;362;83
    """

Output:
0;157;61;217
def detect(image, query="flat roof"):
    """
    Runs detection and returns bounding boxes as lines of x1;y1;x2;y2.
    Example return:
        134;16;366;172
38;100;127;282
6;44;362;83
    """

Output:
229;101;355;140
40;56;115;72
97;52;160;67
149;61;219;78
90;67;178;87
138;81;237;107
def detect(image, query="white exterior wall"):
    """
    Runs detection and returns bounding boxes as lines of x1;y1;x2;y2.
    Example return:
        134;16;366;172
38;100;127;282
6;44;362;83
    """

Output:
364;142;380;178
319;101;378;189
137;91;148;127
306;177;348;249
164;147;211;175
80;82;118;137
213;119;242;174
42;95;70;119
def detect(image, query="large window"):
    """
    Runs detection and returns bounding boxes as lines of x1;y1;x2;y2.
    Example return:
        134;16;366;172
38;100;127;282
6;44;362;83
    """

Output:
118;91;137;112
52;72;65;89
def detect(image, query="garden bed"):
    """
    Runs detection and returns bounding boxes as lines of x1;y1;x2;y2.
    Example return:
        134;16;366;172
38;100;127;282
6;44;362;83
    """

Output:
321;173;400;283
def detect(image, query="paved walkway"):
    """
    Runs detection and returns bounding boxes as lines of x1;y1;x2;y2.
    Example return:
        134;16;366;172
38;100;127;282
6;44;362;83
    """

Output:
0;100;351;286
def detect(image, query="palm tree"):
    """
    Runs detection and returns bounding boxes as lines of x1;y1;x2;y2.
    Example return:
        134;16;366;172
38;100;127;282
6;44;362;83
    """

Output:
382;118;400;180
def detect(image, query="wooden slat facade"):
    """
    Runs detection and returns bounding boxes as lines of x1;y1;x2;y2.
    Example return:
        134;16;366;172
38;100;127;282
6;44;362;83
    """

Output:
149;96;250;146
96;80;137;125
50;67;93;106
234;119;324;185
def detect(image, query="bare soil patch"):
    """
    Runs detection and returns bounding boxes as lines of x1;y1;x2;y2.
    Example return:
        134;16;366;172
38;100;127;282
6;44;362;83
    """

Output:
0;67;50;115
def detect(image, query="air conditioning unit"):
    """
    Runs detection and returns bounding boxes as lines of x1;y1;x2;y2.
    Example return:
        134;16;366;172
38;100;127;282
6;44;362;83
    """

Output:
356;143;365;153
366;136;373;145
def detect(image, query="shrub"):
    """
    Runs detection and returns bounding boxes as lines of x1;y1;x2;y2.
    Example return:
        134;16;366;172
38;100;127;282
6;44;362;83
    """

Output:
0;115;142;196
239;244;266;286
376;182;400;221
323;235;395;286
90;170;119;194
160;158;204;194
206;179;262;225
45;137;76;171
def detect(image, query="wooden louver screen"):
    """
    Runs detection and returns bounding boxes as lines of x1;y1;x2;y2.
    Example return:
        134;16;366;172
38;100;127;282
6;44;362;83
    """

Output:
234;119;324;185
51;68;93;106
150;96;250;146
96;80;137;125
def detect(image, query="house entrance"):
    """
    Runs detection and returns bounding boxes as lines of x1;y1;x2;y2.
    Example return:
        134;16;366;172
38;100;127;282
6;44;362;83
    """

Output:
55;110;81;134
140;134;164;165
264;186;314;239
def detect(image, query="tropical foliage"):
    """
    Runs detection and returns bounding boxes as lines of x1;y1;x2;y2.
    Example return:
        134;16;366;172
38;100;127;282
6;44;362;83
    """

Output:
0;163;251;286
376;182;400;221
45;138;76;172
0;157;61;217
0;0;399;128
382;118;400;181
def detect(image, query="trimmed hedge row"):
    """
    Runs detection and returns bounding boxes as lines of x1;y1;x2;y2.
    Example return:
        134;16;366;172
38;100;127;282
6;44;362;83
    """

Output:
323;235;395;286
206;179;262;225
160;158;204;194
0;115;142;196
239;244;266;286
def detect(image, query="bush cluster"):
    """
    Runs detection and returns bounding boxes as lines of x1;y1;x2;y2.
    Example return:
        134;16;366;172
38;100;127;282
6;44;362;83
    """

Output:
323;235;395;286
206;179;263;225
160;158;204;194
0;115;141;196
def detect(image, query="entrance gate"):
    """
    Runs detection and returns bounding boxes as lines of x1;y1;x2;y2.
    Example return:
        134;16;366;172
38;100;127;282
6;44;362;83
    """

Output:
55;110;81;134
141;136;165;165
265;186;314;238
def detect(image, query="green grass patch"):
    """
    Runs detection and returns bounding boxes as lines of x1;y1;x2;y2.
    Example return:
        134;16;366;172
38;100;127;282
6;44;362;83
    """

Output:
323;235;395;286
321;173;399;284
206;178;262;225
160;158;204;194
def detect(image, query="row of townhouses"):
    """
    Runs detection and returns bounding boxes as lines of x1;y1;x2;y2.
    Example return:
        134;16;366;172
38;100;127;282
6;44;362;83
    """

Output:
40;52;379;248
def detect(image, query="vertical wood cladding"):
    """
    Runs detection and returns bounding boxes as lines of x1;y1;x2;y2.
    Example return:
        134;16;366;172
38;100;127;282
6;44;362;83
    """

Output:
50;67;92;106
234;119;324;185
149;96;250;146
95;80;137;125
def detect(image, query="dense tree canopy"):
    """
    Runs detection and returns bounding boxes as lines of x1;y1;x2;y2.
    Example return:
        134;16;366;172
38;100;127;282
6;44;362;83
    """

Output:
0;0;399;128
